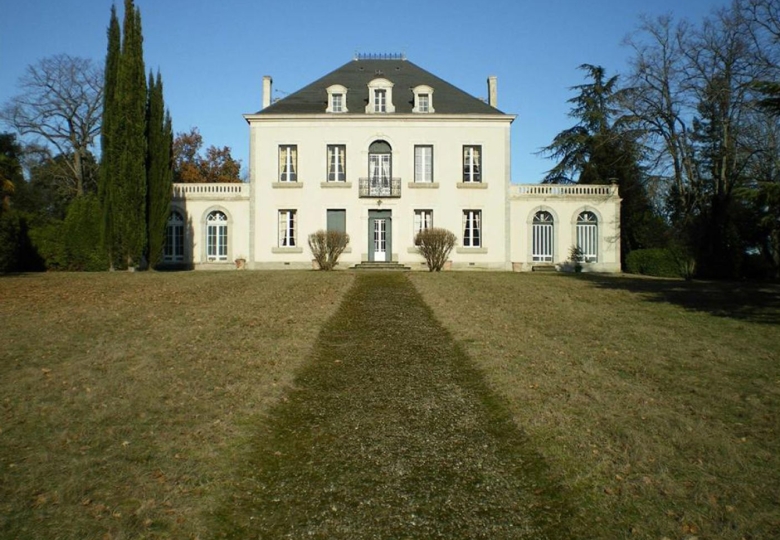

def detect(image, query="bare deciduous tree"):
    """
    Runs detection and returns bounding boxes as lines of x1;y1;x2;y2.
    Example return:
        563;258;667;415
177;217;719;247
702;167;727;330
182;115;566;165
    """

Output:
0;54;103;197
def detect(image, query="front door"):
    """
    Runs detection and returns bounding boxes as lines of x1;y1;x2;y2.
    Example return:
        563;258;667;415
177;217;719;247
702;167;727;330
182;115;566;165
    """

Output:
373;218;387;261
368;210;392;262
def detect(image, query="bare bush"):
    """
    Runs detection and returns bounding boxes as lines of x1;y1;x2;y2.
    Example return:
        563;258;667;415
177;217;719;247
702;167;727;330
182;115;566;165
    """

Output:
308;229;349;270
415;227;456;272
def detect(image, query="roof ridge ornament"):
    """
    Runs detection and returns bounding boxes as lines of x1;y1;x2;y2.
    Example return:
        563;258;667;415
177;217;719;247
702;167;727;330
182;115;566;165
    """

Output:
353;52;407;61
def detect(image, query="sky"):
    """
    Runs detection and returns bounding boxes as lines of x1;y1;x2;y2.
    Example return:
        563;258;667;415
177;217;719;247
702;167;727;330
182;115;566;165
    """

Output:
1;0;726;184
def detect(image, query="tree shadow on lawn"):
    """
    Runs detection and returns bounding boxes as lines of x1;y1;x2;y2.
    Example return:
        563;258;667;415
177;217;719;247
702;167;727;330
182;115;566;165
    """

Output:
578;273;780;326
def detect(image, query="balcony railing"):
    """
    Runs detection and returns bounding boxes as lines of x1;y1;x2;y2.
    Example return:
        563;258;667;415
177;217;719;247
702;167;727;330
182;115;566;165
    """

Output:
172;182;250;199
511;184;618;197
358;177;402;198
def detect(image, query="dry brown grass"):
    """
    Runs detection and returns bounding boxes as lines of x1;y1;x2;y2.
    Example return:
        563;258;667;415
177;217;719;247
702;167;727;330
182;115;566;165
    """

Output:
409;272;780;539
0;271;353;539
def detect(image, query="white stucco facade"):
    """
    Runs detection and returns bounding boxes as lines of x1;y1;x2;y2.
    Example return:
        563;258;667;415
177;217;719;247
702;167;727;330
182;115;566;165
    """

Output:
165;58;621;273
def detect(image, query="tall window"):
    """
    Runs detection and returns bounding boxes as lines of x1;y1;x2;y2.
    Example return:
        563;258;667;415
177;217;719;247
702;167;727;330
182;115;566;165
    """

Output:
414;145;433;183
532;211;554;262
368;140;392;196
332;93;343;113
374;89;387;112
279;145;297;182
463;146;481;183
278;210;297;247
463;210;481;247
418;94;430;112
414;209;433;244
164;211;185;262
327;145;346;182
207;211;228;262
577;211;598;262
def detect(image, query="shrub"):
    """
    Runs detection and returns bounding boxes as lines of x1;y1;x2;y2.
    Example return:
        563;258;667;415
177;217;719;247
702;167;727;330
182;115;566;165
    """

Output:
415;227;456;272
61;194;107;271
308;229;349;270
0;211;45;272
29;220;66;270
624;248;681;278
569;245;584;273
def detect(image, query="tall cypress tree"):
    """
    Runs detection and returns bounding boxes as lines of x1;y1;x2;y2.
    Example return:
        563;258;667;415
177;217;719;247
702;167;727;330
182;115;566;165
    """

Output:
145;71;173;268
99;5;120;269
115;0;147;268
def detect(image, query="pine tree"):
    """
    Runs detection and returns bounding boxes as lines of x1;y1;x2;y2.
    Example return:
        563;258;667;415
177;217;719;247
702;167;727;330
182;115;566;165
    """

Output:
99;5;120;268
145;71;173;268
114;0;147;268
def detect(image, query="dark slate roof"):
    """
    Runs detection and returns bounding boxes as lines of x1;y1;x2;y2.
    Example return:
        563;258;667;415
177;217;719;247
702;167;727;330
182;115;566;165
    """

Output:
255;58;505;115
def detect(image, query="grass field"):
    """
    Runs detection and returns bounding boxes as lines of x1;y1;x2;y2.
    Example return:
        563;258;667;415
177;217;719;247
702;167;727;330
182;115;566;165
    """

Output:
1;270;779;539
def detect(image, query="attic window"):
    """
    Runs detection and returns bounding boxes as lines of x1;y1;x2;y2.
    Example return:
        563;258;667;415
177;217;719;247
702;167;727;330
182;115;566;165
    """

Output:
366;78;395;113
326;84;348;113
412;85;434;113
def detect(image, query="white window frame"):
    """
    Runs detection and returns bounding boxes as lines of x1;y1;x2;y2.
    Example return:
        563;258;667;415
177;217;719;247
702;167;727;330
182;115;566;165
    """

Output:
463;145;482;183
327;145;346;182
365;78;395;113
326;84;348;113
412;85;435;113
462;210;481;248
532;211;554;262
279;145;297;182
414;145;433;183
413;209;433;244
164;211;185;262
278;209;297;247
206;211;228;262
576;211;598;263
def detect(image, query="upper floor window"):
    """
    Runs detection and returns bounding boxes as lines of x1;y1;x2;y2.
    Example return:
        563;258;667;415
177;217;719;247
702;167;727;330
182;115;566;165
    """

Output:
374;89;387;112
414;145;433;183
326;84;348;113
463;145;482;183
327;145;346;182
412;85;435;113
366;78;395;113
279;145;297;182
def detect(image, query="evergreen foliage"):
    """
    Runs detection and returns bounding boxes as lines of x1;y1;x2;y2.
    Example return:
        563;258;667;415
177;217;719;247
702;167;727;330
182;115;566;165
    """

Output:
145;71;173;268
99;4;121;268
113;0;147;268
61;194;107;271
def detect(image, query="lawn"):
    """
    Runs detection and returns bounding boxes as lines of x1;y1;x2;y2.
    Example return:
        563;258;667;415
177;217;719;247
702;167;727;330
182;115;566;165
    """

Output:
410;272;780;539
0;271;353;539
1;270;778;539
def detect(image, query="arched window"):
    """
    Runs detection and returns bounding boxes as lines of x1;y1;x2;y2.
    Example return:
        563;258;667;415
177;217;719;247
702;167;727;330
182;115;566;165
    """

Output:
164;211;185;262
368;140;392;196
577;211;598;262
206;211;228;262
532;211;554;262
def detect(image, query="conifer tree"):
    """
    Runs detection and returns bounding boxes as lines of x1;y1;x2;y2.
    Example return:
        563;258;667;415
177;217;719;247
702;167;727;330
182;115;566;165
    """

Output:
114;0;147;268
99;5;120;268
145;71;173;268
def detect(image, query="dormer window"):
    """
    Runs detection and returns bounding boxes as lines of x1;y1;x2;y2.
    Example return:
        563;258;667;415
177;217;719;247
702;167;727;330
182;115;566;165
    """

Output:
412;85;435;113
326;84;348;113
366;78;395;113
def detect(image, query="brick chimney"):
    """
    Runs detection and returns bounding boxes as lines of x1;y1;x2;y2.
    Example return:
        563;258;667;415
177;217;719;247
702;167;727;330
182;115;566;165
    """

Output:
487;76;497;108
262;75;273;109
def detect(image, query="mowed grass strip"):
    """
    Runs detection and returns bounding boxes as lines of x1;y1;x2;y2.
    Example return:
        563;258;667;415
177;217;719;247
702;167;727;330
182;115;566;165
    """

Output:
409;272;780;539
0;271;353;539
216;272;572;539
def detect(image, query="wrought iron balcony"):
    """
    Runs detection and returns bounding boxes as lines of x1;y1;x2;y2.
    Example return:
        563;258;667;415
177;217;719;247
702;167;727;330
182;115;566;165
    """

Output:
359;177;402;198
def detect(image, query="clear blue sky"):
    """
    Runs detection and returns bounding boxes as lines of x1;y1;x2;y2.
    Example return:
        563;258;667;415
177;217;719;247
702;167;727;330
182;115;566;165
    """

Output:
1;0;724;183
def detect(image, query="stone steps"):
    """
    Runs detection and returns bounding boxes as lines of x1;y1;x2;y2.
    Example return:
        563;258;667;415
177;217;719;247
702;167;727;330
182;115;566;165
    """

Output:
352;262;411;271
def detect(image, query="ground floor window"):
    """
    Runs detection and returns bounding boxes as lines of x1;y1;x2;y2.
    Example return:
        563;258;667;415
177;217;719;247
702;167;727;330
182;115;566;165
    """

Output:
164;211;185;262
207;211;228;261
413;209;433;244
462;210;481;247
532;211;553;262
576;211;598;262
279;209;297;247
